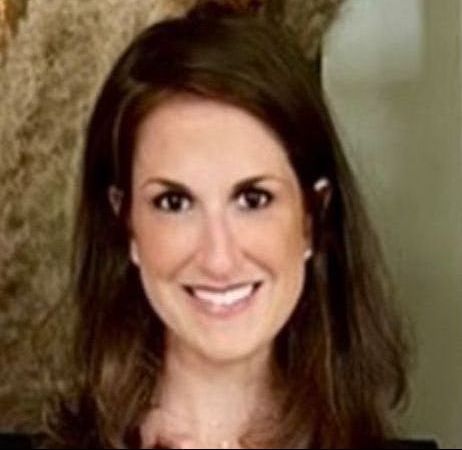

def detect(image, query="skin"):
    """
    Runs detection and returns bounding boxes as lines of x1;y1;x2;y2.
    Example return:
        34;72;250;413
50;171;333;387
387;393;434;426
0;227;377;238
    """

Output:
112;94;313;447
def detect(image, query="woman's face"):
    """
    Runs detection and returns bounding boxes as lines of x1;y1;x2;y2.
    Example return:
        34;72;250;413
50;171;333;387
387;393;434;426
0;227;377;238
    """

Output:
128;95;311;363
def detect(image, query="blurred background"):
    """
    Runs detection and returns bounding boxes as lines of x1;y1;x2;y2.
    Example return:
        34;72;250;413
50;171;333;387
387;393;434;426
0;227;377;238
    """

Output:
324;1;462;447
1;0;461;447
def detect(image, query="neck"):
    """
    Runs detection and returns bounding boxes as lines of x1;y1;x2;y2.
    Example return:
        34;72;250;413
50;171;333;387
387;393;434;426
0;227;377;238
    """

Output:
151;334;276;446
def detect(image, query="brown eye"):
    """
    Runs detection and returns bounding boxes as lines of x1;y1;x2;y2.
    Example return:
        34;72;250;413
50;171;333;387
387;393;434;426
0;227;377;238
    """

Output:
152;192;192;213
236;188;274;210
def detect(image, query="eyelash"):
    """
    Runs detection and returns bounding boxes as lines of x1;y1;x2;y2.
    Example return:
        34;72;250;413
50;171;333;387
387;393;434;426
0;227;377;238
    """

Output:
151;188;274;214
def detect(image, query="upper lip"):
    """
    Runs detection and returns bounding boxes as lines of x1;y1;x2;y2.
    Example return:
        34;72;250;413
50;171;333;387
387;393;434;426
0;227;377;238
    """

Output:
184;281;262;293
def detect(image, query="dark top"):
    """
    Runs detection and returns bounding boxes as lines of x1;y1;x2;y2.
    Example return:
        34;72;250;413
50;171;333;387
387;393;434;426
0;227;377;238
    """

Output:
0;433;438;449
0;434;35;449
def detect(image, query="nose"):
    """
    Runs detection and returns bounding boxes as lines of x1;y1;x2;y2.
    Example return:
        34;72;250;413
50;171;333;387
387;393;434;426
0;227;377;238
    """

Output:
195;211;243;281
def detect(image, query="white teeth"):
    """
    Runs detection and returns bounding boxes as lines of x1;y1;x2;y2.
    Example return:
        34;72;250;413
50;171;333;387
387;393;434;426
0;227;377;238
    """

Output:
191;284;255;306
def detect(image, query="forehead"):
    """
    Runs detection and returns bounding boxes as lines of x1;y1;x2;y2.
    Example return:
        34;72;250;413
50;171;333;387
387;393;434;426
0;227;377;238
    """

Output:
133;95;295;179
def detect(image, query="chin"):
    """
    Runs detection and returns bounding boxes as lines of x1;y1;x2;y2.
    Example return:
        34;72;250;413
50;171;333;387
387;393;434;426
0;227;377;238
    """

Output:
192;334;273;366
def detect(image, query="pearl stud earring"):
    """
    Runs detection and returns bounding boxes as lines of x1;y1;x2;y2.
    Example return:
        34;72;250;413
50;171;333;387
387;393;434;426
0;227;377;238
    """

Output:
304;248;313;261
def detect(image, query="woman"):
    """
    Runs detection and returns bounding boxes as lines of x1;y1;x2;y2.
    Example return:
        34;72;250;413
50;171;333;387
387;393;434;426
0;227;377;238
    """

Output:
44;1;409;448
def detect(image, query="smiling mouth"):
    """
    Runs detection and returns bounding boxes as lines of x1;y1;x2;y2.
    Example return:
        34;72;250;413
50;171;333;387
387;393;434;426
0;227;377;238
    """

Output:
183;281;263;307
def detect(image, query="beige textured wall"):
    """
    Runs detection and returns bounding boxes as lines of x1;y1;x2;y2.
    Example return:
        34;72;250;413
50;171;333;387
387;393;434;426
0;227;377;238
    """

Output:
323;0;462;447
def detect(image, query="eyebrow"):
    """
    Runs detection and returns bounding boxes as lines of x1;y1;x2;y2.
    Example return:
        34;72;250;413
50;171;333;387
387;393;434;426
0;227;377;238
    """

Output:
141;175;286;195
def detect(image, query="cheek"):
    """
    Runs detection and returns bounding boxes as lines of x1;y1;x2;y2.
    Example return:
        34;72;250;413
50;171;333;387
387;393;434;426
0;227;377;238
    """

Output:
132;217;195;278
235;209;307;263
241;210;308;298
130;215;196;327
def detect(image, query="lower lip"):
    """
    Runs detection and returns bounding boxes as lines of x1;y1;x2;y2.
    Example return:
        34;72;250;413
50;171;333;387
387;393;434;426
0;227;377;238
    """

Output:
184;283;262;320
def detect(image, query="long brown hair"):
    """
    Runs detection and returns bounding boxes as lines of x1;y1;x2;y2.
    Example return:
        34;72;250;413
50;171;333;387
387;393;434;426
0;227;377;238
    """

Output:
43;2;409;448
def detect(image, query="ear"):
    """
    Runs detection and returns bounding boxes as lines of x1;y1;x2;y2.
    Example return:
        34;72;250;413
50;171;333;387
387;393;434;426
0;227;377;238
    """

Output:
108;186;140;266
130;239;140;266
313;177;332;216
108;185;123;216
